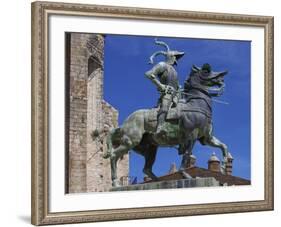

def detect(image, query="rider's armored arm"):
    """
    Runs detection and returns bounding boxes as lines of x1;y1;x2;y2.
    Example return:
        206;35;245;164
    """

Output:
145;63;166;92
145;73;166;92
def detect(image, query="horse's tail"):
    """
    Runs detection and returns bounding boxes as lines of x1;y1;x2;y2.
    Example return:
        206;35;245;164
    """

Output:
103;128;120;159
104;109;147;159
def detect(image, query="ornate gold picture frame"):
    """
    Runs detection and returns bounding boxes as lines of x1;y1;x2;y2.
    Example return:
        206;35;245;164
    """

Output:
31;1;273;225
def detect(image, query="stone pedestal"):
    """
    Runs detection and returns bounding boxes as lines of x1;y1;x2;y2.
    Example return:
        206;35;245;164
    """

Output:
110;177;219;192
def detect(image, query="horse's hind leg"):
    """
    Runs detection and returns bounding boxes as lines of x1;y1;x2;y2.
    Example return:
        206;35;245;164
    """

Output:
143;145;158;181
110;156;119;187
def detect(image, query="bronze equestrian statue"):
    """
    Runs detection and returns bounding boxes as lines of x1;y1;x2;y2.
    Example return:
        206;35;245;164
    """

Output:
102;39;233;187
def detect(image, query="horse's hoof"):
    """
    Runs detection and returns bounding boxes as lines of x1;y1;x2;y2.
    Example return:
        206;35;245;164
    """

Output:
112;180;121;187
151;177;159;182
227;152;233;161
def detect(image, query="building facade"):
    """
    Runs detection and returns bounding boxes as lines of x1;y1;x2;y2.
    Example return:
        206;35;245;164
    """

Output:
65;33;129;193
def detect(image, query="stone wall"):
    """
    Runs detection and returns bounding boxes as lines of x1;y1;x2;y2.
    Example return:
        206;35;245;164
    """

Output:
66;33;129;193
110;178;219;191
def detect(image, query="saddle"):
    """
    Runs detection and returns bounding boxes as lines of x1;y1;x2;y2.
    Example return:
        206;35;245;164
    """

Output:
147;99;211;123
147;102;182;123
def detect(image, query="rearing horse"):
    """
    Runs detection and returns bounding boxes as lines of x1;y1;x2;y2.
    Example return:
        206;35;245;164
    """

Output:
103;64;233;187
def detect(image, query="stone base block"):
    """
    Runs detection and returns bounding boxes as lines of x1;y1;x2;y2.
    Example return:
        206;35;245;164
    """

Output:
110;177;219;192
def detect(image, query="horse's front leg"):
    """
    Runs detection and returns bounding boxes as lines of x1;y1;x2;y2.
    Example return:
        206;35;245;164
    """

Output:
207;136;230;160
205;135;232;173
179;152;193;179
179;140;195;179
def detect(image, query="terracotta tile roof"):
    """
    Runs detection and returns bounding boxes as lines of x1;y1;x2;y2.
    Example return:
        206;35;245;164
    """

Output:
146;166;250;186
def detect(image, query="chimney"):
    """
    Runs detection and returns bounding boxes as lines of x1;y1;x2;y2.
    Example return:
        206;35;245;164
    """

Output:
208;152;220;172
225;153;234;175
168;162;177;174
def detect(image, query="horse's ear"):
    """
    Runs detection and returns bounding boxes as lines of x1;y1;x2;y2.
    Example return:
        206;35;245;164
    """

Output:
191;64;200;73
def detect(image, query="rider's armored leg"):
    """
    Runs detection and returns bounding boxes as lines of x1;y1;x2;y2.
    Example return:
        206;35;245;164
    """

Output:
156;94;172;136
156;111;167;134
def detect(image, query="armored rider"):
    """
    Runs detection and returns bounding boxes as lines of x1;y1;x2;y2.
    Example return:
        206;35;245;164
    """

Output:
145;39;185;137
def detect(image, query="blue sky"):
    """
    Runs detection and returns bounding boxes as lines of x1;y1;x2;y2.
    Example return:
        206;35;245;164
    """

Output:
103;34;251;182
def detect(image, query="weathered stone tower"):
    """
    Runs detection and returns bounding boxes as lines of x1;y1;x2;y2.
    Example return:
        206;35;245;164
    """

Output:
65;33;129;193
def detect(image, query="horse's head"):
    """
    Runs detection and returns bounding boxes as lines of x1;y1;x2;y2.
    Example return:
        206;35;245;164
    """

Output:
184;63;228;97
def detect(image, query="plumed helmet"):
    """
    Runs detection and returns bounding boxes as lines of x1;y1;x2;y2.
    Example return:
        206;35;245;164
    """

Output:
149;38;185;64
